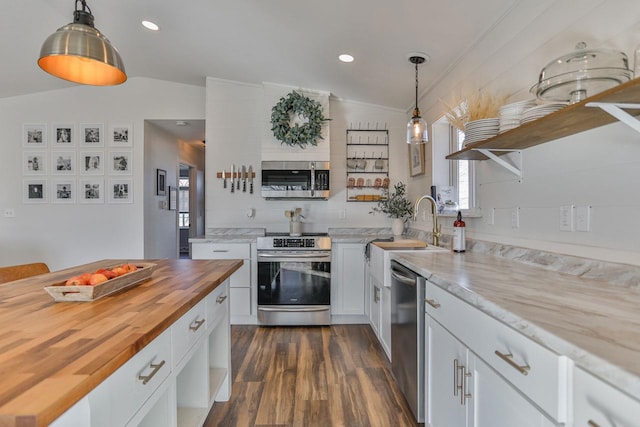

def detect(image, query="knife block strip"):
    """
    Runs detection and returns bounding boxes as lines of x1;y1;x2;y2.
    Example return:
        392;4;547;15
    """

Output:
216;172;256;179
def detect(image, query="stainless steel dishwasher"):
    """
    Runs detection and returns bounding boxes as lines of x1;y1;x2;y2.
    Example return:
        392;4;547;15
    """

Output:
390;260;425;423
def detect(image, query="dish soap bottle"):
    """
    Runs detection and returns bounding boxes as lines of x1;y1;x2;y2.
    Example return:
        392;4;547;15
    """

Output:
452;210;466;253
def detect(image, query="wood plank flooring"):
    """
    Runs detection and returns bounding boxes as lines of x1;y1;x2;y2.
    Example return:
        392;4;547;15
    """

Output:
204;325;419;427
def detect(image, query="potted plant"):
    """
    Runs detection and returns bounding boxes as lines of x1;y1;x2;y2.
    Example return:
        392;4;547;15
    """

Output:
370;182;414;235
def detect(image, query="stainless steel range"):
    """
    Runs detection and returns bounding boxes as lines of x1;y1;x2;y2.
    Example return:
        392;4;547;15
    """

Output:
257;233;331;326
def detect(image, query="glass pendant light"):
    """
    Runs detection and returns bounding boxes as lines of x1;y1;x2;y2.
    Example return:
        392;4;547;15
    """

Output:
38;0;126;86
406;55;429;144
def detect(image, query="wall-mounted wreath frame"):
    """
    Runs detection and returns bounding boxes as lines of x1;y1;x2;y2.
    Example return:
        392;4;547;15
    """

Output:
270;91;330;148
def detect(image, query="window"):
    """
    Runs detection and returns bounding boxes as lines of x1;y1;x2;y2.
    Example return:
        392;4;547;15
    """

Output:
450;126;475;210
432;117;476;212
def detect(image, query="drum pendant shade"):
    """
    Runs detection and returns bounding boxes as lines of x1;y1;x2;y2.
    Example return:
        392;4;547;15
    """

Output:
38;3;126;86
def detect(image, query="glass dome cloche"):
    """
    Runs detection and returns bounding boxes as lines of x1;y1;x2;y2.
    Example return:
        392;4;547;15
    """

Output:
530;42;633;104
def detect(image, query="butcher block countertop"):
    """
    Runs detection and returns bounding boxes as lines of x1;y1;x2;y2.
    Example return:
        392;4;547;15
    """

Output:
392;251;640;401
0;258;242;427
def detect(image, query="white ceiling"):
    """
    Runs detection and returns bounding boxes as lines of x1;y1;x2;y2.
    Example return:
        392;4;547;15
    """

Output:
4;0;525;111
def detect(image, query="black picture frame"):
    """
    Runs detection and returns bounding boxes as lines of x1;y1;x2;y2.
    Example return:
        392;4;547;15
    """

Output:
157;169;167;196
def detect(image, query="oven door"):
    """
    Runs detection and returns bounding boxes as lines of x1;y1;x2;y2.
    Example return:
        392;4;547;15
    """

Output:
257;251;331;325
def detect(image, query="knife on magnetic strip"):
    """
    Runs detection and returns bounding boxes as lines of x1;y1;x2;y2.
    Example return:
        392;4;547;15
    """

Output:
248;165;254;194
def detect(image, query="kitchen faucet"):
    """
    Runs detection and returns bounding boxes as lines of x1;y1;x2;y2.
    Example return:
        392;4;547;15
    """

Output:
413;195;442;246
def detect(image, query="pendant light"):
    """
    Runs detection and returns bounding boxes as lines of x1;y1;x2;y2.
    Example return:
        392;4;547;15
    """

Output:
406;54;429;144
38;0;126;86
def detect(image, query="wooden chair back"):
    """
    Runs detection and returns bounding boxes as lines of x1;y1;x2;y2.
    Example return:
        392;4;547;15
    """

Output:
0;262;50;284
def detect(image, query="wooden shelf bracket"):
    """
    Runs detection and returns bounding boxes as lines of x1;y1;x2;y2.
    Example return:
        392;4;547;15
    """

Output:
473;148;522;178
586;102;640;134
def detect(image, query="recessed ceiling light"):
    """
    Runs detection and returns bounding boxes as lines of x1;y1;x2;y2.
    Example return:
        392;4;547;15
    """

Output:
141;20;159;31
339;54;354;63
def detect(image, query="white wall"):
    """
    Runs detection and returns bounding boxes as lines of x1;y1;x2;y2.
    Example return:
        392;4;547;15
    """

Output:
0;78;205;270
205;78;409;233
414;0;640;264
143;122;180;259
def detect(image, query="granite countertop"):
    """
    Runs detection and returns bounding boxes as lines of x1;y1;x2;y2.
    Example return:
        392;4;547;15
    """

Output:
392;251;640;401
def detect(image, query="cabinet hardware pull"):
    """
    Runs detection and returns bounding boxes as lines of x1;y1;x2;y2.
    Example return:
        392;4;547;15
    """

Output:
425;298;441;308
212;249;229;252
216;295;228;304
460;366;472;405
138;360;166;385
495;350;530;375
189;318;205;332
454;359;461;397
587;421;600;427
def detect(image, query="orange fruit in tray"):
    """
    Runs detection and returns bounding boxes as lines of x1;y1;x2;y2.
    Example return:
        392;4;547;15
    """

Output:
88;273;108;286
112;267;128;277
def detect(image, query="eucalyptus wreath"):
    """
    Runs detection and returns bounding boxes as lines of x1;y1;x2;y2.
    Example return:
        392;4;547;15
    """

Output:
270;91;330;148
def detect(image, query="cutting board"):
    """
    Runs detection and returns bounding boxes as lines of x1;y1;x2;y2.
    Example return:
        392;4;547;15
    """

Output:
372;239;427;249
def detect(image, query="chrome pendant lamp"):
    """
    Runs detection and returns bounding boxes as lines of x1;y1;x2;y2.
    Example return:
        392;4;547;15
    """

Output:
38;0;126;86
406;54;429;144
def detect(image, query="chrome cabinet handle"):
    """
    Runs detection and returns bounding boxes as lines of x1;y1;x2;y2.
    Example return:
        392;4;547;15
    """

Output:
138;360;166;385
460;365;472;405
189;318;205;332
454;359;461;397
212;249;229;252
425;298;441;308
495;350;530;375
216;295;227;304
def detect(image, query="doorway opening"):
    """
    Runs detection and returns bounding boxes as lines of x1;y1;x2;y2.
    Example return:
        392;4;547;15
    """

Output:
179;164;191;258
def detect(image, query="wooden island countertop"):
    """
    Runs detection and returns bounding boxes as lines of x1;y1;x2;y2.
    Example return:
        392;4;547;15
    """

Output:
0;258;242;427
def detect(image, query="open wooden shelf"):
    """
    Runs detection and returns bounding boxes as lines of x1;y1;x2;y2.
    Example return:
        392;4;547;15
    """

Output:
447;77;640;161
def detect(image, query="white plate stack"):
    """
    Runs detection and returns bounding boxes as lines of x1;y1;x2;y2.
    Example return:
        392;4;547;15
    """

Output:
464;118;499;145
520;103;567;124
498;99;537;133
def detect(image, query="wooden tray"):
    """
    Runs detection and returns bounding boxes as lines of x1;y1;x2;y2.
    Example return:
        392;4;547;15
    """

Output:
44;262;157;302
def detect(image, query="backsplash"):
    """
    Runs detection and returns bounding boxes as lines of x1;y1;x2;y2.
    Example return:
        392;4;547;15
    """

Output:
405;228;640;290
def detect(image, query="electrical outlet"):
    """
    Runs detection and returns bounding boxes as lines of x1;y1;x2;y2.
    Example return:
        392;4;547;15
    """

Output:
487;208;495;225
339;209;346;220
4;208;15;218
560;205;574;232
575;205;591;232
511;207;520;229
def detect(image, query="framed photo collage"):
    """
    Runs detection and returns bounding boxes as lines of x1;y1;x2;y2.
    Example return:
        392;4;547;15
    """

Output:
22;123;133;204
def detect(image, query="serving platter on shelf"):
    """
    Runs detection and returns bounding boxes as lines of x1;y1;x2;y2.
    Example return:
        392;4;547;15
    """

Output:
44;262;157;302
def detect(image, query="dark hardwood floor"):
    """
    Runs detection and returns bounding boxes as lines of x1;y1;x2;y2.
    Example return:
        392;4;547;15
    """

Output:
204;325;419;427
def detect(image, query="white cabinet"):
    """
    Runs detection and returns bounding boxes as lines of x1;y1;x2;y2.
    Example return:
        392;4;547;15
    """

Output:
573;367;640;427
331;243;366;322
191;242;255;324
52;281;231;427
424;280;562;426
366;244;391;360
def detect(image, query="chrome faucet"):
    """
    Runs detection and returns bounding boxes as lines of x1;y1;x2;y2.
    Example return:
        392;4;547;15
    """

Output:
413;195;442;246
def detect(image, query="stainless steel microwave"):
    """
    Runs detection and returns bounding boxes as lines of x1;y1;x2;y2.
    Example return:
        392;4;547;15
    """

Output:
261;161;330;200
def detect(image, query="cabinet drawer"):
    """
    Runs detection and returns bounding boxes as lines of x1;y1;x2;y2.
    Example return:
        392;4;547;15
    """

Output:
191;242;250;259
425;282;568;422
109;328;172;427
207;281;229;329
573;367;640;427
171;299;207;366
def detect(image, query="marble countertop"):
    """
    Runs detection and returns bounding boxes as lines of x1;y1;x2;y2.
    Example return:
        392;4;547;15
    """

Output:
391;251;640;401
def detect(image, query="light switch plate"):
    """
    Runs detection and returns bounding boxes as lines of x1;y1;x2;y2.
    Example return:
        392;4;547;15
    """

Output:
575;205;591;232
560;205;574;232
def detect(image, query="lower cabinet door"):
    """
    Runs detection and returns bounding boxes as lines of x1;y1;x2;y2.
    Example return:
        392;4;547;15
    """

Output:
474;356;555;427
427;317;469;427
